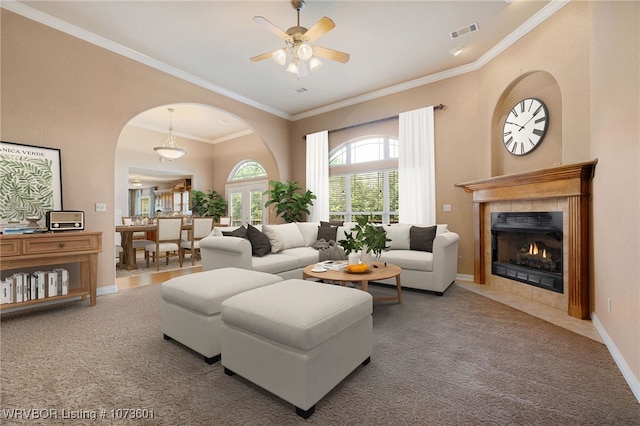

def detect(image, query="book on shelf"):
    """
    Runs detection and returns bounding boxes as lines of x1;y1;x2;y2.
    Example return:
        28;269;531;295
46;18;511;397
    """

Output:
34;271;47;299
52;268;69;296
47;271;58;298
1;278;14;304
13;273;24;303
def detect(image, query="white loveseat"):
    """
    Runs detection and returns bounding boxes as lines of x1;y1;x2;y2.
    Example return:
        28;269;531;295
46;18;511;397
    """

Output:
199;222;459;295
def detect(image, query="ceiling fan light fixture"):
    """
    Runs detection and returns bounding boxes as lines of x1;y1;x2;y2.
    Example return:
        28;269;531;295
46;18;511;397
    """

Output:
309;56;322;71
272;48;287;65
154;108;186;160
286;60;299;74
297;43;313;61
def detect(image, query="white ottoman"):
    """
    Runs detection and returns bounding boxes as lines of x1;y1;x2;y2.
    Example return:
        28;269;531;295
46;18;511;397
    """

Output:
221;279;373;419
161;267;283;364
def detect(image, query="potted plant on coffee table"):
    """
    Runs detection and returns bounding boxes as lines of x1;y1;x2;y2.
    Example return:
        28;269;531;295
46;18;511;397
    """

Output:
338;215;390;265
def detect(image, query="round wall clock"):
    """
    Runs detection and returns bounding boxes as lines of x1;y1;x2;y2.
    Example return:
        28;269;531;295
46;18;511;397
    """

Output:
502;98;549;156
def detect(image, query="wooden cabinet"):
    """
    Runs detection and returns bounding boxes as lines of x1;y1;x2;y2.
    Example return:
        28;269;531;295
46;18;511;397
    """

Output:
0;231;102;312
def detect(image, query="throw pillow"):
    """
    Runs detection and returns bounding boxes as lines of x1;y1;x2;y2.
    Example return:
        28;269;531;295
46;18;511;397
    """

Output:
383;224;411;250
222;225;248;239
263;223;306;252
261;224;282;253
410;225;437;252
247;224;271;257
317;225;338;243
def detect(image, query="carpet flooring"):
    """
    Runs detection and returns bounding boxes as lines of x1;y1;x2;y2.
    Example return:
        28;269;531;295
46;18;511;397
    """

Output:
1;282;638;425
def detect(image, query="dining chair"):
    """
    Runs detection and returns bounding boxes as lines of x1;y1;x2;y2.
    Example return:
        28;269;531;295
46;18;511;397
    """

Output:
181;216;215;265
144;217;184;271
122;216;154;261
218;216;231;226
115;232;124;268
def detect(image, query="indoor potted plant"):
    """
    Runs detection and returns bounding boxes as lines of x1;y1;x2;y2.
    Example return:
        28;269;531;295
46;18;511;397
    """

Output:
338;215;390;265
191;189;228;221
263;180;316;223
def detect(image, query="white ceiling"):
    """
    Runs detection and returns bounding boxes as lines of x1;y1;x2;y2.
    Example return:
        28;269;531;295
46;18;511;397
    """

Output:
5;0;566;144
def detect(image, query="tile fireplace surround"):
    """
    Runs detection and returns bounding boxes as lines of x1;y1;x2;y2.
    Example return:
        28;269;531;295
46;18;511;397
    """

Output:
456;161;597;319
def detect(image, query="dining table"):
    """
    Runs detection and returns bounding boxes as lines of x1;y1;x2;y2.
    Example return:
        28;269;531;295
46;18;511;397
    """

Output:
116;223;192;270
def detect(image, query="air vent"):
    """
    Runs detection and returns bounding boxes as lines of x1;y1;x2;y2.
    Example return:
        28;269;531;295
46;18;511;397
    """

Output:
449;22;479;39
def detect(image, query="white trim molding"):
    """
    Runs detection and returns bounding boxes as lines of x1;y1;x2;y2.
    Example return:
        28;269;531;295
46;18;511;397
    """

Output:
592;313;640;404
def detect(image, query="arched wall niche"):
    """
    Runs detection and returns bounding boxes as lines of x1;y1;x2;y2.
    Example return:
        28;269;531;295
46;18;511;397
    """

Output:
491;71;563;176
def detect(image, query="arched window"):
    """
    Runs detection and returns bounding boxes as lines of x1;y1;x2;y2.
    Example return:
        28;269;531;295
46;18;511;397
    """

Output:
329;136;399;224
228;160;267;181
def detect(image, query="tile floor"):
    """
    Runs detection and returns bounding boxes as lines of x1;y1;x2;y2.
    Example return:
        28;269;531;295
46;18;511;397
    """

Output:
455;280;603;343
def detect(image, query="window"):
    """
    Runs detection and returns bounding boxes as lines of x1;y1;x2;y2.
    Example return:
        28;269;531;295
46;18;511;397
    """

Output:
329;136;399;224
229;160;267;181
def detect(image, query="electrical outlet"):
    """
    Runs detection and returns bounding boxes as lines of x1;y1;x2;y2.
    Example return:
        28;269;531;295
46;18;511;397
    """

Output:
95;203;107;212
443;204;452;212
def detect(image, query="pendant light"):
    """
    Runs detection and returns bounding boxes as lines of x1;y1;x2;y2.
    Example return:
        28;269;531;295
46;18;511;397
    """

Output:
154;108;186;160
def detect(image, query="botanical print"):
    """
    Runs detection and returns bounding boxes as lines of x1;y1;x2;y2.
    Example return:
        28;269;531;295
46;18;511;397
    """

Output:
0;142;61;222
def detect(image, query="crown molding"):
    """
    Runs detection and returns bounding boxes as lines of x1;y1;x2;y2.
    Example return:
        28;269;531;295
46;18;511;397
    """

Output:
291;0;569;121
3;0;569;123
1;0;292;121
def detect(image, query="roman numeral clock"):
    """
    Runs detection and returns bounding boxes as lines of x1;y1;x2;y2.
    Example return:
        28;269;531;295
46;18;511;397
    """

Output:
502;98;549;156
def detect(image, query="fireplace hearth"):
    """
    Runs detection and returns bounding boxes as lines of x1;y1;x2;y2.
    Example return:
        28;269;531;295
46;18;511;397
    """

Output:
491;212;563;293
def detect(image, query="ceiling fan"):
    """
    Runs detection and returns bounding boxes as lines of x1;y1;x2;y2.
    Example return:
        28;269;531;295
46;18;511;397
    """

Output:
250;0;350;78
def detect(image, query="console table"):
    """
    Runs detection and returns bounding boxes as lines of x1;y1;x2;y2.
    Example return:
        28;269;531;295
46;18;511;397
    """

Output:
0;231;102;312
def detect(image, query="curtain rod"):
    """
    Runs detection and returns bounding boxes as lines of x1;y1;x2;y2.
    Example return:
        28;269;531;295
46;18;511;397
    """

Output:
326;104;445;135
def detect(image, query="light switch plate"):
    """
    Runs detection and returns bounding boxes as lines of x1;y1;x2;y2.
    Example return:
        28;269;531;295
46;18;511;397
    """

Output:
95;203;107;212
443;204;452;212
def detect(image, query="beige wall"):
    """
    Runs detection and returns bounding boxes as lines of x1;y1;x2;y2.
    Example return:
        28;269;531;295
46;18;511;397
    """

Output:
2;2;638;396
589;1;640;385
1;10;289;291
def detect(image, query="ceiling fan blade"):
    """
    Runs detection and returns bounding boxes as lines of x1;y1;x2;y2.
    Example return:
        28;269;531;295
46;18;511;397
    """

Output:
313;46;350;64
250;51;276;62
303;16;335;42
253;16;291;41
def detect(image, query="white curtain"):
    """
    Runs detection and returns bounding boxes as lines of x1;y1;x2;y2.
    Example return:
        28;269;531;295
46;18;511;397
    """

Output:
398;106;436;224
305;130;329;222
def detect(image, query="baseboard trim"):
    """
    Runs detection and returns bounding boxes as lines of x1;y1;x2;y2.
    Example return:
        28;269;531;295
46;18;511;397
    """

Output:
97;285;118;296
591;313;640;404
456;273;474;282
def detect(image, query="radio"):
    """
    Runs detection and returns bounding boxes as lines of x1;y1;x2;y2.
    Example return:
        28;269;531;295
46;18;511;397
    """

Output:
46;211;85;232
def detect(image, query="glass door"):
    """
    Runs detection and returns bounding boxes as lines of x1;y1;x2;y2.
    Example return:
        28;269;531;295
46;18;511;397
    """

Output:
226;181;268;226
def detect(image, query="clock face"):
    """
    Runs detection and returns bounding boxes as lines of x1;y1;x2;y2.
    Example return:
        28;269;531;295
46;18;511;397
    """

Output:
502;98;549;156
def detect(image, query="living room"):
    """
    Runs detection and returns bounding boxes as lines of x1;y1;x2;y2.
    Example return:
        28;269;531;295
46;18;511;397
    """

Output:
1;0;638;421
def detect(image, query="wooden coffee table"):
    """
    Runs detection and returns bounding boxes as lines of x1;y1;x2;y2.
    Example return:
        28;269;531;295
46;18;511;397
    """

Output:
302;261;402;303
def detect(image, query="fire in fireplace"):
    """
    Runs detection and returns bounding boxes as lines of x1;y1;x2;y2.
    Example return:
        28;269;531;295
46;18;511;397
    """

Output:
491;212;563;293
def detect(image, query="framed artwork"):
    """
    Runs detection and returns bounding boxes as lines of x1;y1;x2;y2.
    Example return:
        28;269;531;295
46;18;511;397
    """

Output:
0;141;63;222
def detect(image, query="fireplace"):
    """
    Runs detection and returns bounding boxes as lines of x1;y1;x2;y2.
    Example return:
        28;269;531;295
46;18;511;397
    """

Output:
455;160;597;319
491;212;563;293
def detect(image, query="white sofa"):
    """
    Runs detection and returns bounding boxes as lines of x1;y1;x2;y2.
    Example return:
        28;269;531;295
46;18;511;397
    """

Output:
199;222;459;295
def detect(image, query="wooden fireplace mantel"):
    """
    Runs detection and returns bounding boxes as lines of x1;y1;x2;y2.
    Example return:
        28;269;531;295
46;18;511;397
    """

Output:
455;160;597;319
